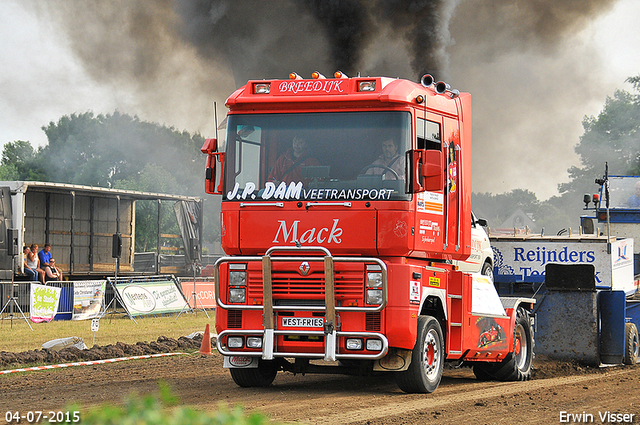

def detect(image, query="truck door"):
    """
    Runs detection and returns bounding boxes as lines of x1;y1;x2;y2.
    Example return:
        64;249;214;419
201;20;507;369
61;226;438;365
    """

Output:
414;116;446;257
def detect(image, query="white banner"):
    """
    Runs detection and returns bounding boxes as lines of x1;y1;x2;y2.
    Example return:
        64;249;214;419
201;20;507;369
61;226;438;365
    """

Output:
72;280;106;320
492;237;635;294
115;280;189;316
30;283;61;323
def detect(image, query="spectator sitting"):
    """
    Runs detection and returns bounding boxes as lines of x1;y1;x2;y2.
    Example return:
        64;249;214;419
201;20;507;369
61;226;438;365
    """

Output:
23;246;38;281
30;244;45;283
44;258;62;283
38;243;52;268
38;243;62;281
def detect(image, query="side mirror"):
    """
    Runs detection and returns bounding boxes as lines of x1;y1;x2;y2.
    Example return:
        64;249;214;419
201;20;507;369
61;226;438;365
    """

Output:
201;138;224;195
200;138;217;154
409;149;444;193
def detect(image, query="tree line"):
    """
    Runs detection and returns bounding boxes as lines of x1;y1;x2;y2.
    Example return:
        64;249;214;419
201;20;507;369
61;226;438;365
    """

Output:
0;111;217;252
474;75;640;235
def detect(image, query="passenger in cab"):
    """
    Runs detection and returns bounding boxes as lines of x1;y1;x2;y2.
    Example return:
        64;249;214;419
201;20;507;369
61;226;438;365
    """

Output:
268;136;319;184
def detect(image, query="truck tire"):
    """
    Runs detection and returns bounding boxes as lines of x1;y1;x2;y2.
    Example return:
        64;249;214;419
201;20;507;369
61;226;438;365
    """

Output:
494;308;534;381
624;322;639;365
481;261;493;281
395;315;444;393
472;364;494;381
229;360;278;387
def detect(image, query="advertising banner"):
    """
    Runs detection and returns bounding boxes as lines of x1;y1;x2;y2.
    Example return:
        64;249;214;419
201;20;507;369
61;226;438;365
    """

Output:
72;280;107;320
30;283;61;323
114;280;189;316
492;237;635;294
179;279;216;309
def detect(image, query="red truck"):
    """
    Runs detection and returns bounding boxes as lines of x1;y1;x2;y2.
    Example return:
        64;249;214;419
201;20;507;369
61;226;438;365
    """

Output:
201;72;535;393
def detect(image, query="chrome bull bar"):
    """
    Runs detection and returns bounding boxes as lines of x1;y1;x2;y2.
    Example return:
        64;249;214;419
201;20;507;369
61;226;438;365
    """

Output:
213;246;388;361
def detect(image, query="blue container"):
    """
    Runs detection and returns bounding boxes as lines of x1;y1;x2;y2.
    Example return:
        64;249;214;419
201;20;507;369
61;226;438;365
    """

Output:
626;299;640;330
598;290;626;364
54;286;73;321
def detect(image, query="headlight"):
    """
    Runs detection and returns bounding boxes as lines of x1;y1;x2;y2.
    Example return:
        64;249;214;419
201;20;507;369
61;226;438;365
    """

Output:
366;339;383;351
253;82;271;94
346;338;363;350
229;270;246;286
228;336;244;348
366;289;383;305
229;288;246;303
367;272;383;288
357;80;376;91
246;337;263;348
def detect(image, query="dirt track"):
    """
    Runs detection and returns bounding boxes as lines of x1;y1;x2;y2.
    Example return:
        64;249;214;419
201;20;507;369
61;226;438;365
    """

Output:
1;348;640;424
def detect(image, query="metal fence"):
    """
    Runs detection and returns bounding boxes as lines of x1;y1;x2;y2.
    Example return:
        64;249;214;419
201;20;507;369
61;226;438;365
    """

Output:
0;281;77;319
0;281;92;319
133;253;221;274
176;276;216;310
0;273;217;320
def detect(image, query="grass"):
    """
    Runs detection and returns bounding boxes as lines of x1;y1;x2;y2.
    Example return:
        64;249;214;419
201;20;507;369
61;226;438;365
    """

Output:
0;311;214;353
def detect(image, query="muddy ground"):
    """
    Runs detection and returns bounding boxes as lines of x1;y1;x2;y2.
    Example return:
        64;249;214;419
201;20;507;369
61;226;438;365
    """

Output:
1;337;639;424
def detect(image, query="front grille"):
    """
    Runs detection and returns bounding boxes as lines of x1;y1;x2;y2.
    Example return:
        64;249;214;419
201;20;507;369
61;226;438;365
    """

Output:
366;312;381;332
274;299;325;306
228;309;242;328
246;263;365;303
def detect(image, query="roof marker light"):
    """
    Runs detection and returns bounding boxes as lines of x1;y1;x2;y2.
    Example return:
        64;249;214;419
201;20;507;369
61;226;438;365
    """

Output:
415;95;425;104
312;71;326;79
334;70;348;79
289;72;302;80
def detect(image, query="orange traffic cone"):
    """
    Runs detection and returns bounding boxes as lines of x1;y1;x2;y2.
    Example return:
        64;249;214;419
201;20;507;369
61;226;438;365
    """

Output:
199;324;213;355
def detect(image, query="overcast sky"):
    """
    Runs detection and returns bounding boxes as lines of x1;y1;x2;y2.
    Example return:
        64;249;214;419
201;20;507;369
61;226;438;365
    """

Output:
1;0;639;200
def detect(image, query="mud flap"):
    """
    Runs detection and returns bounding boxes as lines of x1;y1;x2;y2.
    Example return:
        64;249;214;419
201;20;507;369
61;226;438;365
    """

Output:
374;348;412;371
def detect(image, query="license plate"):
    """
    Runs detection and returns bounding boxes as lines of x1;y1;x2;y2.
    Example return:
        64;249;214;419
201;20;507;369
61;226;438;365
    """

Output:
281;317;324;328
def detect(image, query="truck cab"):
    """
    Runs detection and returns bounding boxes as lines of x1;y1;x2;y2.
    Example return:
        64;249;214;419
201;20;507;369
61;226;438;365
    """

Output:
203;73;534;393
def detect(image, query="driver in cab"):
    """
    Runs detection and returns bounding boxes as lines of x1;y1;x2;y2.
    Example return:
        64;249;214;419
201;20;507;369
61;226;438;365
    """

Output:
366;138;405;180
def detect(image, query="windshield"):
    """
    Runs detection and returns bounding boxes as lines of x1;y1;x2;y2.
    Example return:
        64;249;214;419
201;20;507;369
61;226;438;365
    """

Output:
223;111;412;202
605;176;640;209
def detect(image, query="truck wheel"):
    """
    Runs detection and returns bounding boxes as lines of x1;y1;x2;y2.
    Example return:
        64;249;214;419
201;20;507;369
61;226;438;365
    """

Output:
472;364;494;381
481;262;493;281
624;323;639;365
229;360;278;387
395;315;444;393
492;308;534;381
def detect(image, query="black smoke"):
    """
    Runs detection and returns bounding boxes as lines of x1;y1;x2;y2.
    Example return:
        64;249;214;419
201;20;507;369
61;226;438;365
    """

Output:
26;0;623;200
172;0;457;83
